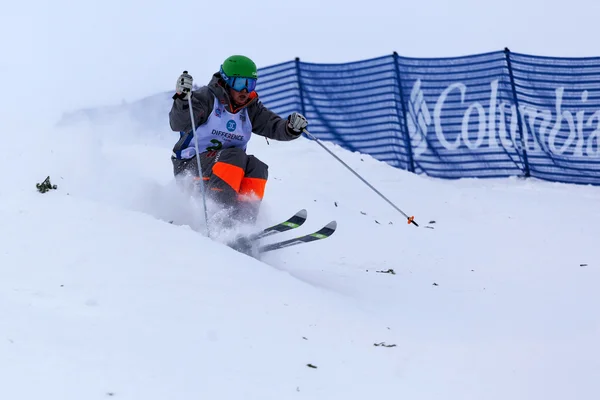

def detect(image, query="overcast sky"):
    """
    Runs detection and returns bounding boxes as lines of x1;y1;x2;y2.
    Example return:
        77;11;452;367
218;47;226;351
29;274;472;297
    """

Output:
2;0;599;127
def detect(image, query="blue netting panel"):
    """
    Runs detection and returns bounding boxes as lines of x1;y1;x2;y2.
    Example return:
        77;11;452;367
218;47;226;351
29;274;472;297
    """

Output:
296;55;411;169
396;51;526;179
509;52;600;185
255;60;302;120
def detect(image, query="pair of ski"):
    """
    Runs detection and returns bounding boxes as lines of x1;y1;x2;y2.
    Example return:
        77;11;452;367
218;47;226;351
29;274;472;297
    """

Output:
236;209;336;254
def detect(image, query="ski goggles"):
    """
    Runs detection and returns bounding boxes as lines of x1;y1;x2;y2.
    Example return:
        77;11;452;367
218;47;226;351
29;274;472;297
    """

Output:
225;76;257;92
220;67;257;92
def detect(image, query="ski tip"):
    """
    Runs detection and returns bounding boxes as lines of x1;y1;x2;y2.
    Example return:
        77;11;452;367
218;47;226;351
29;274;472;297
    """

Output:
297;209;308;219
325;220;337;230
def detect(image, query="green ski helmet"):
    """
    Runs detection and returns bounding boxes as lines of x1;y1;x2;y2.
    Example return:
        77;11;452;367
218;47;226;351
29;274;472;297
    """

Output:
220;55;258;92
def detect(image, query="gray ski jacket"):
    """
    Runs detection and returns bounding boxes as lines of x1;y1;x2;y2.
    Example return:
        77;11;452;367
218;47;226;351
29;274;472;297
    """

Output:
169;72;299;158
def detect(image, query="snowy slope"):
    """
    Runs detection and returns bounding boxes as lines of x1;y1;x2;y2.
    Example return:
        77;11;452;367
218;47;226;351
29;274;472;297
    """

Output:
1;113;599;400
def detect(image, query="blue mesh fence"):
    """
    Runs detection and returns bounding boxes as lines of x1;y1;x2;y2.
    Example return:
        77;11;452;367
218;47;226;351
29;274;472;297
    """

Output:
508;52;600;185
255;49;600;186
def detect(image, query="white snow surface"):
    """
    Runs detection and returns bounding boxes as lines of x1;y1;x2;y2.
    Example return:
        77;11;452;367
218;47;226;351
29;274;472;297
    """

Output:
1;115;600;400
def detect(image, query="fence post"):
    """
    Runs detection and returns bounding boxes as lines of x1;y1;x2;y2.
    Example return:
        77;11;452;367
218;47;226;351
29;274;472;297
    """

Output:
393;51;415;173
504;47;531;178
294;57;307;117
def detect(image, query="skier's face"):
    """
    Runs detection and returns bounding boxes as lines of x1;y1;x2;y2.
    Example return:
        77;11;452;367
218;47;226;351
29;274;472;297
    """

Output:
229;87;249;105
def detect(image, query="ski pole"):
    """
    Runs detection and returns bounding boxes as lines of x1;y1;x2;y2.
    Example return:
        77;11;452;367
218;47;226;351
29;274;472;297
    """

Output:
302;129;418;227
182;71;210;237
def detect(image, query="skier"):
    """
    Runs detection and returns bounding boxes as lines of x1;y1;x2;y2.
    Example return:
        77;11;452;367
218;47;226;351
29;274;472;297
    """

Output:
169;55;308;226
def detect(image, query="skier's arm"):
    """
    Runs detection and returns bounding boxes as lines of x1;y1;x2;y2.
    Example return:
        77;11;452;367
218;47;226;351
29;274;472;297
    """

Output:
169;88;213;132
248;101;303;141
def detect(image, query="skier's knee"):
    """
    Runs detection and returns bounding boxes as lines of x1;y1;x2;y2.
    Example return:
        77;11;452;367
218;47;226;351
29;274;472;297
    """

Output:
246;155;268;180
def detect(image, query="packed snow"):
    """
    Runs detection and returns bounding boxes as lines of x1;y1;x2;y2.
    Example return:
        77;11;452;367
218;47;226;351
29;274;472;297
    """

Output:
1;107;599;399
